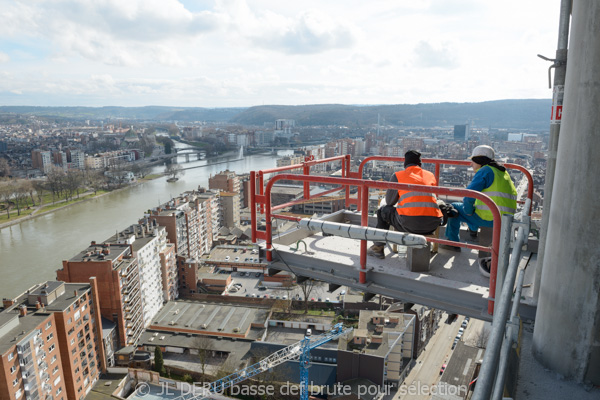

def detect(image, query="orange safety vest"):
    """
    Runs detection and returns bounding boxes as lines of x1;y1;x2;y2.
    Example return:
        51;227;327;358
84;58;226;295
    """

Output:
394;167;443;218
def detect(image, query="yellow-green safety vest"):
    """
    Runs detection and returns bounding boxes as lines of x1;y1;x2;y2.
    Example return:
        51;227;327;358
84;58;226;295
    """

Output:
474;166;518;221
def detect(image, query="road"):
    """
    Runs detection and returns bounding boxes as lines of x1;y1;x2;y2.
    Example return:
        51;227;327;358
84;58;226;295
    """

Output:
389;314;460;400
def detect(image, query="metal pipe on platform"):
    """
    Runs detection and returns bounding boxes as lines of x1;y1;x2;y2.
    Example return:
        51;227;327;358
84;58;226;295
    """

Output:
298;218;428;247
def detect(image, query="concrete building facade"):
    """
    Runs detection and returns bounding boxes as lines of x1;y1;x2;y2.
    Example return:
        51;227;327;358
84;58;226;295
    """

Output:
57;243;144;348
0;280;105;400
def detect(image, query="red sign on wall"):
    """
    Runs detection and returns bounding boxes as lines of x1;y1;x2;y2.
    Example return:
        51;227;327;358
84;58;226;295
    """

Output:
551;85;564;125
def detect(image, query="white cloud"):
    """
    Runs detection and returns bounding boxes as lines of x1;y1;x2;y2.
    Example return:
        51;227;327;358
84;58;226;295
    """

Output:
0;0;561;106
413;41;459;69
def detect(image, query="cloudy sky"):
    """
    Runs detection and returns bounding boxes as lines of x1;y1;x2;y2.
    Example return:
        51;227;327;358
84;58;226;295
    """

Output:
0;0;561;107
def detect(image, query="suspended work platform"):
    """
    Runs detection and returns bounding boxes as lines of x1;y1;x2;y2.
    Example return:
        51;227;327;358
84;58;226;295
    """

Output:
250;155;538;323
266;210;537;323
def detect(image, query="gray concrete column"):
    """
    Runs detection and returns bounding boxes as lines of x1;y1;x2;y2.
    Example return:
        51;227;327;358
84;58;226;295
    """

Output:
532;0;600;384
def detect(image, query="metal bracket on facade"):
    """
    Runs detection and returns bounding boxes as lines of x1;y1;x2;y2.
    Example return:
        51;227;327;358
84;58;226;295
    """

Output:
537;54;566;88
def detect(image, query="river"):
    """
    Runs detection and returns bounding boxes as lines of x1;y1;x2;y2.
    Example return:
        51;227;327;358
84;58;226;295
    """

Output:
0;146;292;298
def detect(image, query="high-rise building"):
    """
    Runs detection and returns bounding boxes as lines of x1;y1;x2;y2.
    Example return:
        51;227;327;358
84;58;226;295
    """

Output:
57;243;144;348
68;150;85;170
31;150;52;174
0;280;105;400
453;124;469;141
105;223;171;326
209;170;241;195
219;192;240;229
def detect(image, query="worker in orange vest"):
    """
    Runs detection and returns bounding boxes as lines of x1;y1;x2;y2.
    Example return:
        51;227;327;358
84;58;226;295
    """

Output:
368;150;445;259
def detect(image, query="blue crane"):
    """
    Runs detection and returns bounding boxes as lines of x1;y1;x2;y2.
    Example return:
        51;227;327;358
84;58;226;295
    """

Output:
176;322;352;400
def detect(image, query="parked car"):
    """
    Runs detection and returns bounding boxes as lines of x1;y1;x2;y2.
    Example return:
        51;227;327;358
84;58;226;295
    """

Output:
235;257;240;261
340;290;347;295
440;364;447;375
306;328;312;336
461;320;468;328
258;286;267;291
225;256;230;261
255;272;261;277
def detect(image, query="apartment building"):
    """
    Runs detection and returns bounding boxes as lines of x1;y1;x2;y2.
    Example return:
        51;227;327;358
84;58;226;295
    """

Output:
196;188;221;251
31;149;52;174
209;170;240;194
219;192;240;229
57;243;144;348
105;223;170;327
0;280;105;400
68;149;85;170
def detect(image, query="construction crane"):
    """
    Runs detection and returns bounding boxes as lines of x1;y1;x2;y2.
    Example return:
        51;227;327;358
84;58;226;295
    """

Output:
176;323;352;400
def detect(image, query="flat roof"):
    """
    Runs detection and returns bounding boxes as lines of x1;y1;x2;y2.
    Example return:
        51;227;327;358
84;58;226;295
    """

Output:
87;374;128;400
69;243;130;263
139;329;259;353
0;282;89;354
149;300;270;338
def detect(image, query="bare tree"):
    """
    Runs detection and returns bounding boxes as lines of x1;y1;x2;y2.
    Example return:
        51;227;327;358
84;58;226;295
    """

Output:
475;328;490;348
86;170;106;194
293;277;316;314
0;179;13;218
272;298;292;314
64;169;84;201
23;180;36;206
32;180;45;205
165;162;183;181
13;180;30;215
46;167;66;203
0;158;10;177
193;335;215;381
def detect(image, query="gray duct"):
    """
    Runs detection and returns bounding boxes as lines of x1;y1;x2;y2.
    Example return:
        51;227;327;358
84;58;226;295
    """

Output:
298;218;428;248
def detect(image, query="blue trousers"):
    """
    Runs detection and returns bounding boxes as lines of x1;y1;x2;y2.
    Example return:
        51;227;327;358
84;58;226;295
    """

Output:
444;202;494;242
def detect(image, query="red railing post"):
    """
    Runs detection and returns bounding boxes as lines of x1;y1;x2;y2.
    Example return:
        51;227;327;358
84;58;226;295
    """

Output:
250;171;257;243
360;183;369;284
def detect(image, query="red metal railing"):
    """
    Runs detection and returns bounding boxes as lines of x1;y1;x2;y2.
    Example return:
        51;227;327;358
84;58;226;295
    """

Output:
353;156;534;215
251;171;503;315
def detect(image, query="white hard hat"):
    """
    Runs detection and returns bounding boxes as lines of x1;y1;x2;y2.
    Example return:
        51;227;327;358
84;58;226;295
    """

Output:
469;145;495;160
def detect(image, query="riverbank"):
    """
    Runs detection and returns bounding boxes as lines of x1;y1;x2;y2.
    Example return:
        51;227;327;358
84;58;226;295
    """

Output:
0;183;144;231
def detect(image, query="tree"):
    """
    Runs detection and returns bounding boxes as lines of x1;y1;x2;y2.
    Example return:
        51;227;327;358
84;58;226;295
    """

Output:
154;346;166;375
0;179;13;218
32;180;45;205
64;169;84;201
475;328;490;349
165;162;183;180
193;336;214;381
13;180;30;215
0;158;10;177
46;167;66;203
293;277;317;314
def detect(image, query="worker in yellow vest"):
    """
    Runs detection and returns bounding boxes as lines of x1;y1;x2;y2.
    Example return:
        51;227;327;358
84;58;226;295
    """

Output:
368;150;444;259
440;145;517;277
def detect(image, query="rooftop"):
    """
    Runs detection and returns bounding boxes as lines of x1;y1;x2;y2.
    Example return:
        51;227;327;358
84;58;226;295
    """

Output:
69;242;130;263
148;300;270;338
0;281;90;354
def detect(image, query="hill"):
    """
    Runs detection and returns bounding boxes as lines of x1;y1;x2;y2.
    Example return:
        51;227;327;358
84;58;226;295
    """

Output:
230;100;551;130
0;99;551;130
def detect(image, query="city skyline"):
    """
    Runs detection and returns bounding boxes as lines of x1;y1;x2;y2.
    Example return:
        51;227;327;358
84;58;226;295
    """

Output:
1;0;560;107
